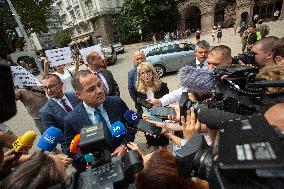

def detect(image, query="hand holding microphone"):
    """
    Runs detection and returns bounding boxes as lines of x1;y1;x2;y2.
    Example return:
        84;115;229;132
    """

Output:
4;131;37;157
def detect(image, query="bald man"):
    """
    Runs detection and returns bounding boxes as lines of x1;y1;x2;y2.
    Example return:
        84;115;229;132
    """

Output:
265;103;284;131
128;51;146;105
86;51;120;96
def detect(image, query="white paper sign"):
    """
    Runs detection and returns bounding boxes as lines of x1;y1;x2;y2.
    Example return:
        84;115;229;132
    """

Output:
80;45;104;64
45;47;73;67
10;66;42;87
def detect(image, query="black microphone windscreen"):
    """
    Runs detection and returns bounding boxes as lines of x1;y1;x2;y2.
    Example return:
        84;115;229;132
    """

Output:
197;108;244;129
0;64;17;122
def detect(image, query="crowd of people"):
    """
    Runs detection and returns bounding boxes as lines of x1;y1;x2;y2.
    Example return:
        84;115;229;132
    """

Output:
0;20;284;189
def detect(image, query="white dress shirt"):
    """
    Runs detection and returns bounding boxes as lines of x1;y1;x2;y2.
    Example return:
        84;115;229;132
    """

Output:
159;87;187;106
195;58;208;70
52;94;74;111
83;102;111;130
88;68;110;93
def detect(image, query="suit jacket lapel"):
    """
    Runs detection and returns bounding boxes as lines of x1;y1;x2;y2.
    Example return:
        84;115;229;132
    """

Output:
49;99;66;117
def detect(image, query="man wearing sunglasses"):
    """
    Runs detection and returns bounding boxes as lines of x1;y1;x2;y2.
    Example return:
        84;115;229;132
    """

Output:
39;74;80;154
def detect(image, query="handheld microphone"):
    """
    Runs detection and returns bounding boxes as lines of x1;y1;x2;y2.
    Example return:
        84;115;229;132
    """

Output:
70;134;81;153
111;121;127;138
4;131;37;157
124;109;162;135
123;110;140;126
197;108;245;130
37;127;63;152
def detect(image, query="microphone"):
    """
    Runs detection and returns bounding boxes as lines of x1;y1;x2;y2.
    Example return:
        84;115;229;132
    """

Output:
70;134;81;153
124;109;162;135
4;131;37;157
111;121;127;138
197;108;245;130
37;127;63;152
123;109;140;126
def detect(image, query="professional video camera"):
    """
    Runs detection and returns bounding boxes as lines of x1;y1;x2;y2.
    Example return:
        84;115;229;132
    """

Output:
232;51;255;65
61;124;143;189
175;113;284;189
179;65;284;117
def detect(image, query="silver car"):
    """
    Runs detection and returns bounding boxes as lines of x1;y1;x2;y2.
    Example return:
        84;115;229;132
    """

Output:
140;41;195;77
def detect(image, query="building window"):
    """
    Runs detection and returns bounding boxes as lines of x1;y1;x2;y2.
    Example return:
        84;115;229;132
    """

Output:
84;0;93;12
70;10;76;20
75;6;81;20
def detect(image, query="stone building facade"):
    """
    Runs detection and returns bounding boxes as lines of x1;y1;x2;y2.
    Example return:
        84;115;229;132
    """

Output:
178;0;284;31
55;0;125;46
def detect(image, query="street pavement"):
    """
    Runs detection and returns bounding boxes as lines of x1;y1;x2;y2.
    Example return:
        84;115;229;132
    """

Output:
5;19;284;155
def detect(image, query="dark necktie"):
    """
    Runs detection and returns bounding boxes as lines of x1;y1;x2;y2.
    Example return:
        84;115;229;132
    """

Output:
198;63;204;69
96;73;108;95
61;99;72;113
94;108;113;147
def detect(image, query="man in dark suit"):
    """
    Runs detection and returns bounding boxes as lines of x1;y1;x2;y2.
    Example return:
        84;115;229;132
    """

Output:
189;40;210;69
64;70;135;171
39;74;80;153
86;51;120;96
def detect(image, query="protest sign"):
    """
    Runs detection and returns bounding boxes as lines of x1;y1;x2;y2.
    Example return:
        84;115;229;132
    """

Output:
10;66;42;88
80;45;104;64
45;47;72;67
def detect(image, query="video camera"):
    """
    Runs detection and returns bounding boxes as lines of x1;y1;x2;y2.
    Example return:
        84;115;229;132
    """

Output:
178;65;284;117
64;124;143;189
175;114;284;189
232;51;256;65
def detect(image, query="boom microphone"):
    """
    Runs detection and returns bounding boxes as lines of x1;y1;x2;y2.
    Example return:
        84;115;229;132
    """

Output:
4;131;37;157
197;108;245;130
37;127;63;152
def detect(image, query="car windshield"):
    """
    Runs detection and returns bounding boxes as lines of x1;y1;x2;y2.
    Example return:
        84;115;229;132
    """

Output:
112;43;121;47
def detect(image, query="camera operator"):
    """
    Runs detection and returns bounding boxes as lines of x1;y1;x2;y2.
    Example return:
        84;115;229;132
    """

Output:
272;37;284;66
251;36;279;68
265;103;284;131
147;45;231;107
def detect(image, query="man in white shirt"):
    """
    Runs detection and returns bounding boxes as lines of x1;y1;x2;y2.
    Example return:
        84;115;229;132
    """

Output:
189;40;210;69
147;45;232;106
43;56;80;93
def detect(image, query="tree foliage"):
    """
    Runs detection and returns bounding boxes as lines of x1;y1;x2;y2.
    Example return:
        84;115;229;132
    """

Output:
0;0;53;58
52;30;71;48
117;0;181;43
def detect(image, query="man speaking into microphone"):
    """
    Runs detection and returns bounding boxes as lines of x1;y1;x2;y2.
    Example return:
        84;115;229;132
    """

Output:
64;70;136;171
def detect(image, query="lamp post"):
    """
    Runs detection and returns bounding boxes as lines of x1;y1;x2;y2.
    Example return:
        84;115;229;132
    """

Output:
5;0;43;73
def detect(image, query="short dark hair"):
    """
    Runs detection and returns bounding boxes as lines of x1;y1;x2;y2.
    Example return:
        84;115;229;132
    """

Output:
209;45;232;60
42;74;62;83
0;152;65;189
273;37;284;59
254;36;279;53
195;40;210;51
72;70;93;91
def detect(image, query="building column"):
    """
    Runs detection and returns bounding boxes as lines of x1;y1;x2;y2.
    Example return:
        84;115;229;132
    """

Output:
280;2;284;20
201;13;214;31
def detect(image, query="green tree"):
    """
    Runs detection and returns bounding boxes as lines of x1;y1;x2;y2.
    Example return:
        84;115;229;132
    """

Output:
0;0;53;58
117;0;181;43
52;30;71;48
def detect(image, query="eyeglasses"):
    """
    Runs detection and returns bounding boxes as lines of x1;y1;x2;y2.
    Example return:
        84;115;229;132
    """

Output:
42;82;60;90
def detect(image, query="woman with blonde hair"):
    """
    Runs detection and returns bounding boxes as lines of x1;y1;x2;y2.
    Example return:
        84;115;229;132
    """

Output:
136;62;169;149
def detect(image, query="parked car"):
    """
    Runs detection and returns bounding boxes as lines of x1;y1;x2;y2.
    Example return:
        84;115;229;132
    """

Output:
112;42;124;54
140;41;195;77
102;45;117;65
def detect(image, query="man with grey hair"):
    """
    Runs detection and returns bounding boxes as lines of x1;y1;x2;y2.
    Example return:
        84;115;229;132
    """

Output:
86;51;120;96
190;40;210;69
